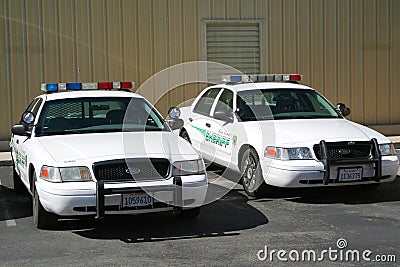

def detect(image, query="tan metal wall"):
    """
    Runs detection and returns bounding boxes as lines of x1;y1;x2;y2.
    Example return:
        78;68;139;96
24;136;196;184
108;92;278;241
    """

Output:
1;0;399;149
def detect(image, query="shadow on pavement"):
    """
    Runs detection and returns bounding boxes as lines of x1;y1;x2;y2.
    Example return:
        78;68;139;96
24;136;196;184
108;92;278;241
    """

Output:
0;185;32;221
206;164;400;205
252;176;400;205
71;184;268;243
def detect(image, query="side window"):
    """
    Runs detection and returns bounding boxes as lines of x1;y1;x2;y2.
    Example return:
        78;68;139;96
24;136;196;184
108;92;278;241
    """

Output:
193;88;221;116
215;89;233;112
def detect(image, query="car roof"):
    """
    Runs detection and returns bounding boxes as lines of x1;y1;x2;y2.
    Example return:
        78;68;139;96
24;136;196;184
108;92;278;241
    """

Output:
39;90;143;101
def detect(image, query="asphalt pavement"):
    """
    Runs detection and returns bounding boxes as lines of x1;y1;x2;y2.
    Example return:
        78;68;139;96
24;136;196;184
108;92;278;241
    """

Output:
0;166;399;266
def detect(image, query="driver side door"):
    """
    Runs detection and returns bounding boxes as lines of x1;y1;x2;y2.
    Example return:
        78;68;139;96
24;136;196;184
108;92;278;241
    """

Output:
12;98;43;181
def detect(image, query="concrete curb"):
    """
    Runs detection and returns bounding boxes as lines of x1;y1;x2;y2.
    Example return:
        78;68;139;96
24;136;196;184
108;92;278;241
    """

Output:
0;160;12;167
0;152;12;167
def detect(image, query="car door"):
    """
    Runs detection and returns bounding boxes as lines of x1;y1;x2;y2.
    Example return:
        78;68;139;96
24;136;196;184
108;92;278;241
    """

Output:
186;88;222;160
12;98;43;181
207;89;236;165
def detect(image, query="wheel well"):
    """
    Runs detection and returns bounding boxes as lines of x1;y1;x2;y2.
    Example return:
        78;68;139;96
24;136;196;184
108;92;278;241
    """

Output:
238;144;258;171
179;127;187;137
29;164;35;194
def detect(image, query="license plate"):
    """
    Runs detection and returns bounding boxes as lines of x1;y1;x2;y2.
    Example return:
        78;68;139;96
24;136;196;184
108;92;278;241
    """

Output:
122;192;153;208
338;168;363;182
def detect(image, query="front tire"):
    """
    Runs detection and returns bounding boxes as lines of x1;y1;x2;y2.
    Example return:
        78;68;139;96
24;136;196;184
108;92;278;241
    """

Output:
32;171;58;229
240;148;268;198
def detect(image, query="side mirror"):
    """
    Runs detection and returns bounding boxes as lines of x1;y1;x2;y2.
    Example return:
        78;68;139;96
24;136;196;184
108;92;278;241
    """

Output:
167;107;183;130
214;110;234;123
12;124;31;136
170;118;184;130
337;103;350;117
21;111;35;124
168;107;181;119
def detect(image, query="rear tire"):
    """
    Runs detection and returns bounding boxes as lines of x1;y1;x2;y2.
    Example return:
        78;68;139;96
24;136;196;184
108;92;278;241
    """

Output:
240;148;268;198
32;171;58;229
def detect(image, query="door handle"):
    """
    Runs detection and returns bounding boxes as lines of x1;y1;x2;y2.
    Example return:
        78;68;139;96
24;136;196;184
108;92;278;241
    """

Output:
205;123;211;128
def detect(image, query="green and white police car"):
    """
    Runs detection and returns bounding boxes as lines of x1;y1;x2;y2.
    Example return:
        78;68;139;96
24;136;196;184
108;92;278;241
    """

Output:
170;74;399;197
10;81;207;229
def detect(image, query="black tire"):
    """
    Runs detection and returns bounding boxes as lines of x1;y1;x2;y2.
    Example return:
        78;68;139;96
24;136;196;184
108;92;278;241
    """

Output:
12;164;26;194
32;171;58;229
180;130;192;144
176;207;201;219
240;148;268;198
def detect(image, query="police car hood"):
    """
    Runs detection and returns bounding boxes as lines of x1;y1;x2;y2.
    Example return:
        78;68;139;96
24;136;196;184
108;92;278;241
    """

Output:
38;132;198;163
258;118;389;146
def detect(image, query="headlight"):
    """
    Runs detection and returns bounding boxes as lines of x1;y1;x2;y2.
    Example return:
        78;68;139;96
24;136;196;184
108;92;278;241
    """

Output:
379;143;396;156
264;146;313;160
39;166;92;182
172;159;206;176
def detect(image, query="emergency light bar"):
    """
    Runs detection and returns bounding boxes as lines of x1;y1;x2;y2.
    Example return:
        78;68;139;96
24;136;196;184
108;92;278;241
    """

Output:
222;74;302;83
40;81;134;93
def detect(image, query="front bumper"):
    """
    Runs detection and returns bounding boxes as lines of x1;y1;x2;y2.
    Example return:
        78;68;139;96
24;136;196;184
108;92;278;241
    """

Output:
261;162;398;188
260;140;399;188
36;174;207;217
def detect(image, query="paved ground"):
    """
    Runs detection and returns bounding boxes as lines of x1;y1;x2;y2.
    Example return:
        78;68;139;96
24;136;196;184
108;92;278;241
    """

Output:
0;166;399;266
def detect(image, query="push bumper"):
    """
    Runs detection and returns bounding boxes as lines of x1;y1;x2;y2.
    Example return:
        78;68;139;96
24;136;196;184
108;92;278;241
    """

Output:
318;138;384;185
36;175;207;217
260;138;399;188
96;176;183;219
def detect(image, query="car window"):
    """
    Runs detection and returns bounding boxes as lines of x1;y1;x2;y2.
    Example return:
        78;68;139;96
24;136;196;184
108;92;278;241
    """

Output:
193;88;221;116
236;89;340;121
35;97;168;136
215;89;233;113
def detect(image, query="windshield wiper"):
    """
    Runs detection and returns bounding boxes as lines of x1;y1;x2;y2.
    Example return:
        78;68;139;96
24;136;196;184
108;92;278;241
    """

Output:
274;114;339;120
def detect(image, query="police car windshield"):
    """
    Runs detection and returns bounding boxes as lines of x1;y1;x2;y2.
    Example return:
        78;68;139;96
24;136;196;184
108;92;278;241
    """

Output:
236;89;341;121
36;97;168;136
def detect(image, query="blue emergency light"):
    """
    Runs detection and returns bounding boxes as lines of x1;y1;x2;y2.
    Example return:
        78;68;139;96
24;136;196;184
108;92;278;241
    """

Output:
66;82;82;90
45;83;58;92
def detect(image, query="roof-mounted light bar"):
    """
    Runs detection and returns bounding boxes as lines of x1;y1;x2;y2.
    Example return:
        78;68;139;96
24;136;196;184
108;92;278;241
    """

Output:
41;81;134;93
222;74;302;83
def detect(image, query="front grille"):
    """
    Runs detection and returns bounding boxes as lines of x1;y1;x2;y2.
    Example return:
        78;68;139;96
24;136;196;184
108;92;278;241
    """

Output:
93;158;170;182
313;141;372;160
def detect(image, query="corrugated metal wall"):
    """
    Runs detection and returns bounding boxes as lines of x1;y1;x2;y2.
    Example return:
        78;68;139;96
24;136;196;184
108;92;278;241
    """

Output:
1;0;399;149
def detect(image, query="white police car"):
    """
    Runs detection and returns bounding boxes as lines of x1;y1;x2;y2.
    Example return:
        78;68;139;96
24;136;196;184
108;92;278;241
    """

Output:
170;74;399;197
10;81;207;229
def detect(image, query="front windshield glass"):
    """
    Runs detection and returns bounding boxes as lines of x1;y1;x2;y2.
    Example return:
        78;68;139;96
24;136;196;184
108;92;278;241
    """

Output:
236;89;341;121
36;97;168;136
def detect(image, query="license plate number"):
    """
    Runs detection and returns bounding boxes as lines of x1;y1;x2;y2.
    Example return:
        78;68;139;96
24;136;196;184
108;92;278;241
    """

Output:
338;168;363;182
122;192;153;208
